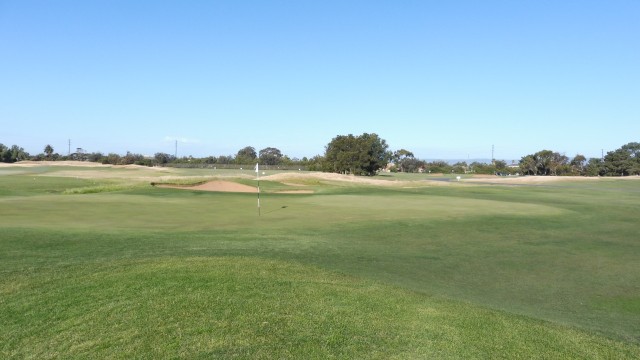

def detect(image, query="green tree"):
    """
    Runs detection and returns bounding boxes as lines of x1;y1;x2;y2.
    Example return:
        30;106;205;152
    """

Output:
400;158;426;173
603;142;640;176
584;158;605;176
44;144;54;158
452;162;468;174
392;149;414;172
259;147;283;166
305;155;325;171
494;160;507;171
534;150;555;175
0;144;8;162
324;133;390;176
154;152;175;165
236;146;257;164
519;150;569;176
103;153;121;165
121;152;143;165
570;154;587;175
426;161;451;174
323;134;357;174
519;155;537;175
217;155;234;164
87;152;104;163
0;144;29;163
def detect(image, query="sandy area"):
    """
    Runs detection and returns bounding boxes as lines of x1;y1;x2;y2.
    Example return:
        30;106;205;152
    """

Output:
0;160;111;168
262;172;436;187
156;181;258;193
157;181;315;194
3;161;638;187
0;160;167;170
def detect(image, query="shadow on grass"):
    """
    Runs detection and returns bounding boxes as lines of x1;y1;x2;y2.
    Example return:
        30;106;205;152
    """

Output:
264;205;288;215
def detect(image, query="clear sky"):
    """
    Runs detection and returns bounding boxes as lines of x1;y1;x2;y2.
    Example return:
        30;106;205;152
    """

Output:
1;1;638;161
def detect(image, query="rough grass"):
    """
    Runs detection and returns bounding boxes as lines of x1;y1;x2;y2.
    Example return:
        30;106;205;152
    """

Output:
63;183;145;194
1;168;639;358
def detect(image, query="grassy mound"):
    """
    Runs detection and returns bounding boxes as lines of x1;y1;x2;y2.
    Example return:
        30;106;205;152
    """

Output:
2;257;637;359
1;168;639;357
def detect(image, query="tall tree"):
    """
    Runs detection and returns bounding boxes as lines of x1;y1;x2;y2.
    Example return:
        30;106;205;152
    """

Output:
519;150;569;176
154;152;175;165
0;144;8;163
584;158;604;176
44;144;54;158
399;158;426;173
324;133;390;176
393;149;415;172
534;150;555;175
519;155;537;175
0;144;29;163
236;146;257;164
259;147;283;165
518;150;565;175
570;154;587;175
604;142;640;176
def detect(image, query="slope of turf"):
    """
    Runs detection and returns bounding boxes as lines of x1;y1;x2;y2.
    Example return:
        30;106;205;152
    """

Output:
2;255;638;359
1;169;639;357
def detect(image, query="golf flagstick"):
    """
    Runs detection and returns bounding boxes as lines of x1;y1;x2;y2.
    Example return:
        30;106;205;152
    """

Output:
255;163;260;216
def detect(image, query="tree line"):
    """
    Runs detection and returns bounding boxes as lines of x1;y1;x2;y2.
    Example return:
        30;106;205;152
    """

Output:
0;143;321;169
1;138;638;177
519;143;640;176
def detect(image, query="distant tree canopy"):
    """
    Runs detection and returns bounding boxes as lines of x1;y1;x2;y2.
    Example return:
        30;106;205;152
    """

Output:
259;147;283;165
5;139;640;177
323;133;390;176
44;144;54;158
236;146;257;164
519;142;640;176
519;150;570;176
603;142;640;176
392;149;415;172
0;144;30;163
154;152;176;165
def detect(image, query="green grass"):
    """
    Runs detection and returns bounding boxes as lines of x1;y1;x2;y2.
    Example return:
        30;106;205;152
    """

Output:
3;256;636;359
1;167;639;358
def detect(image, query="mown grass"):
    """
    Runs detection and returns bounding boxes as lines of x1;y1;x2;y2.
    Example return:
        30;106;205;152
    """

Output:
1;168;639;358
2;256;637;359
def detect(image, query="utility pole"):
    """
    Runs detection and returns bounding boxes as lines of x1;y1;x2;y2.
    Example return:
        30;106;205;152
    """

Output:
491;145;495;164
175;140;178;158
68;139;71;155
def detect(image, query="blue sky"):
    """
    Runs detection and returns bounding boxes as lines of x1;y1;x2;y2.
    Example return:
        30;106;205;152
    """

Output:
1;1;638;161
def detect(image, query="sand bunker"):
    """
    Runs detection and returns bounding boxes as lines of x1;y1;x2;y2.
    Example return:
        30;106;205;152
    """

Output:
157;181;314;194
0;160;111;168
157;181;258;193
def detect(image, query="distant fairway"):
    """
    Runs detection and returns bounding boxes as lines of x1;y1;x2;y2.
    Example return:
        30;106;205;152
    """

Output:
1;164;639;358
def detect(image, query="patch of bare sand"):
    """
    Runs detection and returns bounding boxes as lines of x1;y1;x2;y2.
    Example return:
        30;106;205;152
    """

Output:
0;160;112;168
262;171;640;187
157;180;258;193
262;172;446;187
1;161;169;171
157;181;315;194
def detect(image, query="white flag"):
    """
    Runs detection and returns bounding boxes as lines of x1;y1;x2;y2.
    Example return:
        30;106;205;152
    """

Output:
255;163;259;173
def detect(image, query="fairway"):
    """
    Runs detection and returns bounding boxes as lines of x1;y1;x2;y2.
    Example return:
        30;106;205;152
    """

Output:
1;164;639;358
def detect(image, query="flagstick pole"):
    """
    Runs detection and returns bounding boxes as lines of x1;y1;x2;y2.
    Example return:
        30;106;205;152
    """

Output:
256;164;261;216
